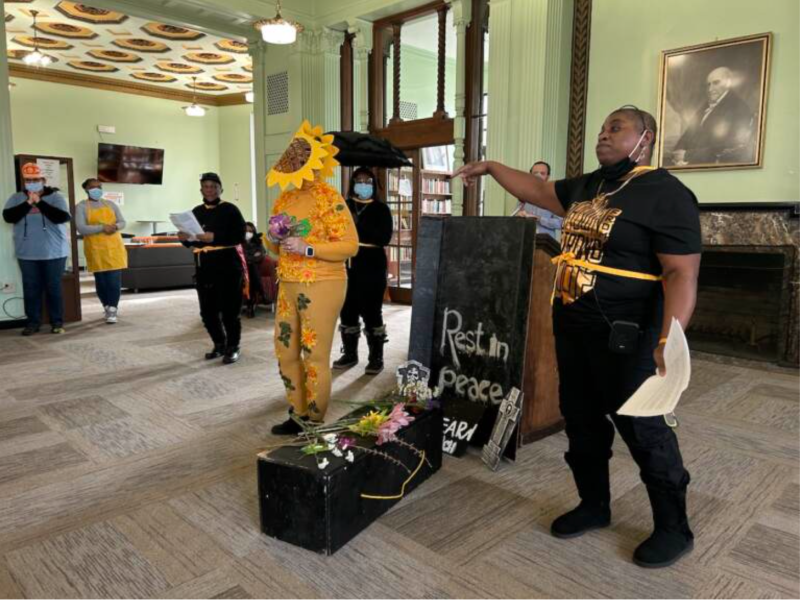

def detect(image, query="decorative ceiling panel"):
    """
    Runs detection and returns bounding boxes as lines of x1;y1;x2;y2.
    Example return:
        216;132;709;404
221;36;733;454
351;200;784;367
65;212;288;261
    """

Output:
54;2;127;25
87;48;140;62
6;0;252;95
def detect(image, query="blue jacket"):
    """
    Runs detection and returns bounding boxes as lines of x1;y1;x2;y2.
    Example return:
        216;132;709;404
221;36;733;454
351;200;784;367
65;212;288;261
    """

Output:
3;190;70;260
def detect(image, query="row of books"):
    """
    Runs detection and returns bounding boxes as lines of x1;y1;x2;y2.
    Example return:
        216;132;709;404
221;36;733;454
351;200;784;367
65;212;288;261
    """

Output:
421;199;452;215
422;178;451;194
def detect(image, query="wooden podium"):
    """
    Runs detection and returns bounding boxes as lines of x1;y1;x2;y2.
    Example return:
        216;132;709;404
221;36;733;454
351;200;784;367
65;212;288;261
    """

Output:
519;234;563;443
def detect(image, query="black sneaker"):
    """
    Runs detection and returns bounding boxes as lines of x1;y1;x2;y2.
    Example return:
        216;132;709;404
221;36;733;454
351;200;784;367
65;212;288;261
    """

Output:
270;415;308;436
21;325;40;336
50;325;66;335
551;503;611;539
633;530;694;568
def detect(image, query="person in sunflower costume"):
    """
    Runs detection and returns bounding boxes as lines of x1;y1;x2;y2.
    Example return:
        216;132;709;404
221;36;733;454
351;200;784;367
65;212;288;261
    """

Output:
267;121;359;435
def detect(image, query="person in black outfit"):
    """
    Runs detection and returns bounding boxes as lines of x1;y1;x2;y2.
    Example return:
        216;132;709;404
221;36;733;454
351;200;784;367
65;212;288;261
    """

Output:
455;106;701;569
178;172;247;364
243;221;266;318
332;167;393;374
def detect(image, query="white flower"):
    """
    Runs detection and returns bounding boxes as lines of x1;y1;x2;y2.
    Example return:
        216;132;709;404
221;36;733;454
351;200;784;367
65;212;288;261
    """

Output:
322;433;338;443
318;458;330;470
432;386;441;397
331;447;343;457
345;451;355;463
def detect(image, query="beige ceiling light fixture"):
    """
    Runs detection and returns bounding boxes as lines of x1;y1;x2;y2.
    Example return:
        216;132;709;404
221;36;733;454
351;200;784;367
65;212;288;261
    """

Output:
23;10;53;67
254;0;303;45
183;76;206;117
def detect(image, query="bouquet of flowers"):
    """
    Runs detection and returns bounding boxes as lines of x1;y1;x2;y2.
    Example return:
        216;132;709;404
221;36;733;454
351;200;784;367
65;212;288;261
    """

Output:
268;213;311;243
265;361;441;473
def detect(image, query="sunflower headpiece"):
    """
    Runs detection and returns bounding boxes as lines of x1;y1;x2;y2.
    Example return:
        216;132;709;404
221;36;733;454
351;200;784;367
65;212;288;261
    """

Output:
267;120;340;191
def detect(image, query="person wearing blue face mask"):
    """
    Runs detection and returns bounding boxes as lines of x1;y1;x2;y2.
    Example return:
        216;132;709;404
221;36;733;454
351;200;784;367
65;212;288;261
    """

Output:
3;162;71;335
75;178;127;324
333;167;393;374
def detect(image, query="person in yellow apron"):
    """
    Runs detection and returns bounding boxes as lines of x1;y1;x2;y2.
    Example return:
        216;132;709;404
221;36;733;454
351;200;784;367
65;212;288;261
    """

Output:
75;178;127;324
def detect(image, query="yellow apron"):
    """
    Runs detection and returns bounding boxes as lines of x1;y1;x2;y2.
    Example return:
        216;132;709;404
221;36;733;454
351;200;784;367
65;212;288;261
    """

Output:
84;201;127;272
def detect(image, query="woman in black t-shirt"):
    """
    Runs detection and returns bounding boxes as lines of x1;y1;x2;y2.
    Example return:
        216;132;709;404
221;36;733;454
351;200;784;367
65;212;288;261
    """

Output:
332;167;394;374
454;106;701;569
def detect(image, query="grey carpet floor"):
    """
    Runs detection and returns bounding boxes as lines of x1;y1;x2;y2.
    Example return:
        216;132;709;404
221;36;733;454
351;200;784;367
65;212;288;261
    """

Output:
0;288;797;599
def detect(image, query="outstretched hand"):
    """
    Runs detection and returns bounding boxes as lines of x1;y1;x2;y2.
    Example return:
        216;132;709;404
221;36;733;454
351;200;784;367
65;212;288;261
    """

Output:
452;161;490;186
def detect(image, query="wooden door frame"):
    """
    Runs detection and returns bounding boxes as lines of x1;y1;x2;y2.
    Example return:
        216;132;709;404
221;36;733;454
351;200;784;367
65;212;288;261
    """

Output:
14;154;82;323
340;32;355;197
462;0;489;216
384;147;420;305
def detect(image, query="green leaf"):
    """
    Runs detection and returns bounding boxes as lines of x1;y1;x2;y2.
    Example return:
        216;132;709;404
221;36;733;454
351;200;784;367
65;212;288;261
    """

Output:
301;443;328;455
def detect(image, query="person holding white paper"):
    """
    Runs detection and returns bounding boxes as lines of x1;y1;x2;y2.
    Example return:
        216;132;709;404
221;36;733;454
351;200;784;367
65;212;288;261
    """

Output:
178;172;247;364
169;210;204;240
455;106;701;569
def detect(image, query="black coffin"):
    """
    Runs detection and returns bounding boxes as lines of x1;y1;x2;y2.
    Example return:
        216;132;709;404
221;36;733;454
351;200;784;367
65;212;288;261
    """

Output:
257;408;443;555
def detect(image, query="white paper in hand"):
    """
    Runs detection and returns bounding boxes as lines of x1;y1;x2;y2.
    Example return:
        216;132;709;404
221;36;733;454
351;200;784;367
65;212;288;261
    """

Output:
617;318;691;417
169;210;204;240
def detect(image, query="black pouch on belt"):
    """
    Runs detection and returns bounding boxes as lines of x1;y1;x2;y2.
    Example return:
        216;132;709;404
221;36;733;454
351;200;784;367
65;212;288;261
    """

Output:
608;320;640;355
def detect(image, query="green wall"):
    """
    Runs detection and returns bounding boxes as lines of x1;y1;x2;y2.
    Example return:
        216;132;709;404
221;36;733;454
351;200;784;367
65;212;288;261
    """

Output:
8;78;253;235
219;103;255;224
585;0;799;202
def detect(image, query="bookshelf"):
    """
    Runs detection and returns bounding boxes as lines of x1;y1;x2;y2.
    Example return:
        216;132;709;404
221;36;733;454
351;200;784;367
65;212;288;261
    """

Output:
382;145;455;303
385;159;416;300
420;169;452;216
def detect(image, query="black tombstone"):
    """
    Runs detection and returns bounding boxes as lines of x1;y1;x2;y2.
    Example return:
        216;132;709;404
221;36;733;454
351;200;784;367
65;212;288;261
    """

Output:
409;216;537;457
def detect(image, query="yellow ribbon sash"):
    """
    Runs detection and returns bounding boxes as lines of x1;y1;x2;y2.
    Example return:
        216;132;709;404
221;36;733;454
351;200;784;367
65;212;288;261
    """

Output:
360;451;427;501
550;252;662;305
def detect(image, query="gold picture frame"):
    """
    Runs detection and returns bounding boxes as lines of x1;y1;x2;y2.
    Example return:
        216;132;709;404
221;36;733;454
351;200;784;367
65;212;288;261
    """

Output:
657;33;771;172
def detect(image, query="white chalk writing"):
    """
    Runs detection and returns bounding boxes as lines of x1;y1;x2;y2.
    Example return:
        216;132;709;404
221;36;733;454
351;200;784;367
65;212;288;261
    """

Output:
438;307;509;405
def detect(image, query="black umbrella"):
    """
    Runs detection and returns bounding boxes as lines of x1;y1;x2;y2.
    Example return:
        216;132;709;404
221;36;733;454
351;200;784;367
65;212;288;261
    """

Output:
326;131;412;168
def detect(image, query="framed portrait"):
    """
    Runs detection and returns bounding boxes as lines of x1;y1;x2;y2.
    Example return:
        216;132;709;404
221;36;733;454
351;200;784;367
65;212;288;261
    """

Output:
657;33;771;171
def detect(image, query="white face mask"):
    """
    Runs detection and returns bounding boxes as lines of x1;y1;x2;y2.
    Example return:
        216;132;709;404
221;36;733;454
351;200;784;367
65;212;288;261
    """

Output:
245;232;254;241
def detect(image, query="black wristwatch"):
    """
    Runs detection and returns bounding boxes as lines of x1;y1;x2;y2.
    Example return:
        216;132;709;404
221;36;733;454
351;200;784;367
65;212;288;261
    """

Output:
305;245;315;258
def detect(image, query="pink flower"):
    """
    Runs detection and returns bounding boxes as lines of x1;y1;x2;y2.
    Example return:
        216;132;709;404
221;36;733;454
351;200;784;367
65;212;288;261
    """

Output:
375;404;415;446
268;214;293;242
338;436;356;450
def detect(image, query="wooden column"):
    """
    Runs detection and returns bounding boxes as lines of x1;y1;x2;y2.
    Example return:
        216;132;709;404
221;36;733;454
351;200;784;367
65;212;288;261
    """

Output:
566;0;592;178
433;4;449;119
462;0;487;215
389;22;402;124
340;33;354;132
340;32;354;196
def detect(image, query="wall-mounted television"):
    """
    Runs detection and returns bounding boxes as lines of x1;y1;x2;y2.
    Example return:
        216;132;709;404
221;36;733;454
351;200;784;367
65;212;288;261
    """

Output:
98;143;164;185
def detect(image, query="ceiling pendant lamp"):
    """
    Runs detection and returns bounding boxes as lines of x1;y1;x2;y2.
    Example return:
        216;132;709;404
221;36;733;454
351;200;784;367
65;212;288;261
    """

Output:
23;10;52;67
254;0;303;45
183;76;206;117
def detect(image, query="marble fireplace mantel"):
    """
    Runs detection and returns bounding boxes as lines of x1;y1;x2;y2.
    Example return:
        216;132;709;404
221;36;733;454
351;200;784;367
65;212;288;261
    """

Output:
697;202;799;366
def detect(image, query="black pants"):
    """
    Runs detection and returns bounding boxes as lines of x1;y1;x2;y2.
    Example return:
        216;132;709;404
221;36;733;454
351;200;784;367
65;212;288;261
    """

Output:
340;270;386;330
246;262;265;305
196;267;243;349
555;324;690;501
